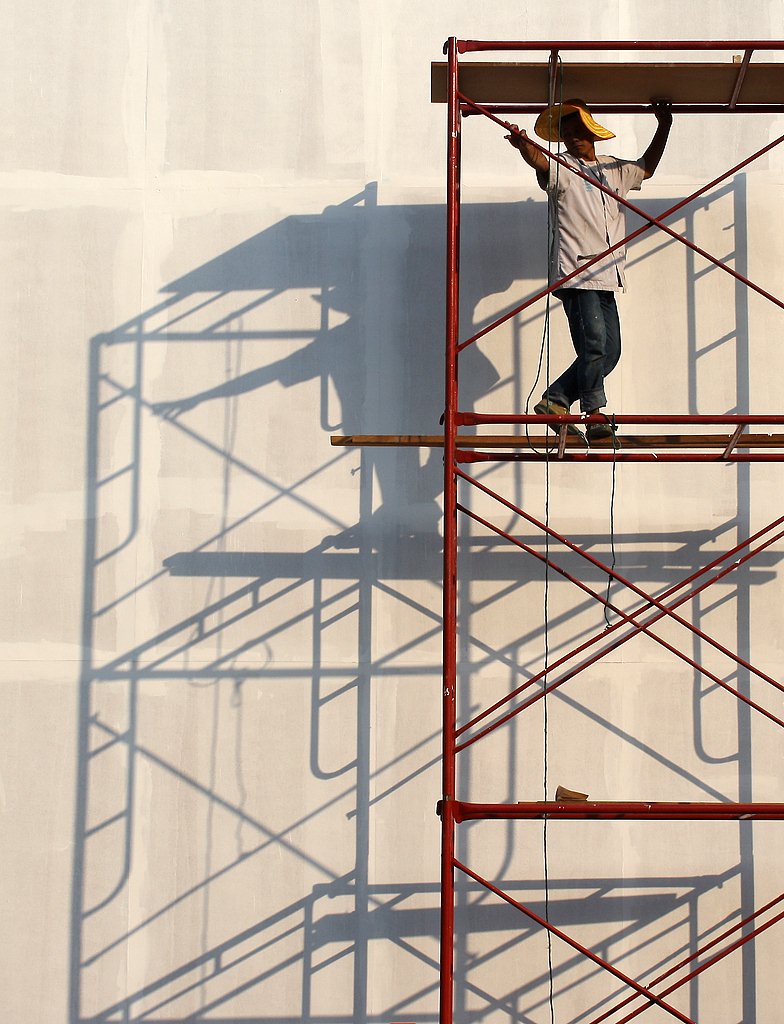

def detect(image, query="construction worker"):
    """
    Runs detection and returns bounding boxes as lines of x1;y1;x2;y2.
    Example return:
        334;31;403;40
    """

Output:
506;98;672;443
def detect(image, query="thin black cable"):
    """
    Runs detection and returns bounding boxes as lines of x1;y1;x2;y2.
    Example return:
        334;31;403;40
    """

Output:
541;262;556;1024
543;463;555;1024
604;414;619;628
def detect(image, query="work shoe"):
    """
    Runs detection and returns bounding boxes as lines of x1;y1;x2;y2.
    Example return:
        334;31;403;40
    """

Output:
586;419;620;446
534;399;583;437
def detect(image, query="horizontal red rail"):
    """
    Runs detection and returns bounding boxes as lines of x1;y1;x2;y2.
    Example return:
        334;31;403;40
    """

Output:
463;104;784;115
458;451;784;463
453;801;784;821
460;413;784;425
456;39;784;52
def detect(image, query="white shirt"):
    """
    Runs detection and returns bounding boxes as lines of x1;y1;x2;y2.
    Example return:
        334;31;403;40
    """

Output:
540;154;646;291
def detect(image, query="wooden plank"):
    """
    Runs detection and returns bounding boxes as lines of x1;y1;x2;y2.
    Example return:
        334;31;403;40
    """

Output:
430;61;784;106
332;433;784;449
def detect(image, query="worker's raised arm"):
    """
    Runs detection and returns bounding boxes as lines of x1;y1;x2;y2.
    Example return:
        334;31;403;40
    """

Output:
641;101;673;179
505;123;549;176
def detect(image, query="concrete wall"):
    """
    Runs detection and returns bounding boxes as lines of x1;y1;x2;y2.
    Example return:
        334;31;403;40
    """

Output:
3;2;784;1022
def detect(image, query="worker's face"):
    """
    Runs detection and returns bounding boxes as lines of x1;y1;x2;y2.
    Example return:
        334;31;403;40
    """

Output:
559;112;597;159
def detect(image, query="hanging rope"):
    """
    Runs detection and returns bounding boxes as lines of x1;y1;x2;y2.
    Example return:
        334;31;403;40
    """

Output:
514;62;626;1020
540;51;564;1024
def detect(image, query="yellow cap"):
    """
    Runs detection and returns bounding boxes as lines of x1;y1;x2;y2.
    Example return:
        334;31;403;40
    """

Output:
534;98;615;143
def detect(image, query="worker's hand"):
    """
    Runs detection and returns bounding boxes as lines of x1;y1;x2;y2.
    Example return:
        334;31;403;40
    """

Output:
651;99;673;128
505;122;549;172
504;122;526;151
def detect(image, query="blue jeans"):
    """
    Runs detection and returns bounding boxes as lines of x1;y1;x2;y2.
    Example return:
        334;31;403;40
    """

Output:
544;288;621;413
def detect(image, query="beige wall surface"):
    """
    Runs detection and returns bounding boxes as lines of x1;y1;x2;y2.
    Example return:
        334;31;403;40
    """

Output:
3;2;784;1022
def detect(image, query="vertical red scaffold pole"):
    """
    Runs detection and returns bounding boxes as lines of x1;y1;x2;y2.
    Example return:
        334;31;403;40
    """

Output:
440;35;460;1024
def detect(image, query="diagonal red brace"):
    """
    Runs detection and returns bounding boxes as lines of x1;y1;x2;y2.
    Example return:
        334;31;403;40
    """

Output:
456;501;784;727
458;468;784;701
455;469;784;746
589;890;784;1024
456;93;784;352
454;503;784;750
454;858;697;1024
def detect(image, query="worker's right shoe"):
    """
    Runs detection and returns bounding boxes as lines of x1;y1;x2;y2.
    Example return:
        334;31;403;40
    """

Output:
586;420;621;447
534;399;583;437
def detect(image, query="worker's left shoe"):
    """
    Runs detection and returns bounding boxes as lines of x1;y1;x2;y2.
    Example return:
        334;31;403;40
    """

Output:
534;399;583;437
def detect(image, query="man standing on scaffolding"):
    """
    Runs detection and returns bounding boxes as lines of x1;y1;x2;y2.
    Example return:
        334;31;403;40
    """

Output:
506;98;672;443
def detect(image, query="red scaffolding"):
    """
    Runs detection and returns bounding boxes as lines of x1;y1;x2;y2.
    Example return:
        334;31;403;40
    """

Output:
338;37;784;1024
